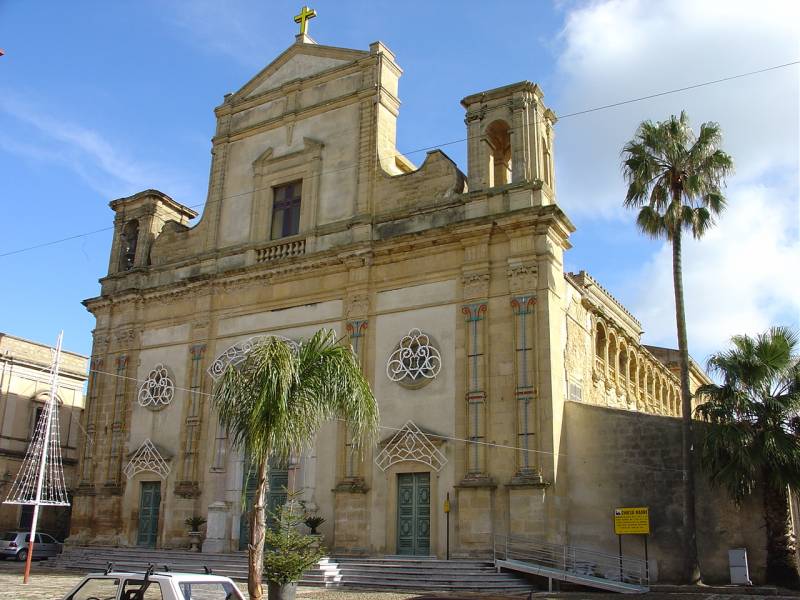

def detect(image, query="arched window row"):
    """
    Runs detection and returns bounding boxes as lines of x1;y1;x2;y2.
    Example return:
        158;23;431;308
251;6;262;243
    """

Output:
591;316;680;416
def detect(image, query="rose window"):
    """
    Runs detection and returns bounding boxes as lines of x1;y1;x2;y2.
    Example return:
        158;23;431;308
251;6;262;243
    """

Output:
138;364;175;410
386;329;442;388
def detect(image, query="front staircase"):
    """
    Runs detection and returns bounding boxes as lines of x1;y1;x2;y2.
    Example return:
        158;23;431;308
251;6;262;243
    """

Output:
45;546;535;594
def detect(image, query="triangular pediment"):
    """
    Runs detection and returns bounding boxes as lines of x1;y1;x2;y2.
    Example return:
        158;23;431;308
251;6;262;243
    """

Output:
235;42;369;100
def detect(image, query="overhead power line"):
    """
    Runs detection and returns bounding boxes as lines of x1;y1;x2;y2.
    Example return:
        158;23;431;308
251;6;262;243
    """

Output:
23;356;687;475
0;59;797;261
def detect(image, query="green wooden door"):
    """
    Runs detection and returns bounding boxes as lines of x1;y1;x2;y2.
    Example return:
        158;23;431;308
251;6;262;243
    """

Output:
137;482;161;547
397;473;430;555
238;459;289;551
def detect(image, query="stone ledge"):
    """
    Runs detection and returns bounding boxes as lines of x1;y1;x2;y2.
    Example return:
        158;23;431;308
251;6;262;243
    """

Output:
332;478;369;494
74;483;97;496
456;475;496;489
173;481;201;498
506;475;551;489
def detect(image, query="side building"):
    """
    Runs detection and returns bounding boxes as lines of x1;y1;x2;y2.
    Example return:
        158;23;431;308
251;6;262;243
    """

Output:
0;333;87;540
72;31;767;582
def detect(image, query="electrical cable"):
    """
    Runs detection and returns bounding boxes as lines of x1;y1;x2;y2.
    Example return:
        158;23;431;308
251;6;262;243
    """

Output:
40;359;692;475
1;59;797;260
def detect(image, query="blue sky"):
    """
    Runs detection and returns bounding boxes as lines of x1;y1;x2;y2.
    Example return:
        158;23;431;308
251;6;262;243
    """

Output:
1;0;798;362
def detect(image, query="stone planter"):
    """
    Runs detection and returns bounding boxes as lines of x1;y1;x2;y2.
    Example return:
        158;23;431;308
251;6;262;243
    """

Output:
187;531;202;552
268;581;298;600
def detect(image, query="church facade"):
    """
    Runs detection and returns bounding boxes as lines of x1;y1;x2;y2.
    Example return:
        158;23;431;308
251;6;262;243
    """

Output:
72;29;768;582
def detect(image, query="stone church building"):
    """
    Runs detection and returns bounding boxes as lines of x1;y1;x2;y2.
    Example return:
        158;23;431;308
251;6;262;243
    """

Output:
71;27;769;582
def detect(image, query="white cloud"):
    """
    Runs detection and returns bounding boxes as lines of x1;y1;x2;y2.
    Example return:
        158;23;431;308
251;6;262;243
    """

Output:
553;0;800;361
0;96;196;201
553;0;799;218
630;180;800;360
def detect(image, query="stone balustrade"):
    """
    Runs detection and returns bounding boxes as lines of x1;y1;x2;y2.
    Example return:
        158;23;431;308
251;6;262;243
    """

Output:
255;238;306;263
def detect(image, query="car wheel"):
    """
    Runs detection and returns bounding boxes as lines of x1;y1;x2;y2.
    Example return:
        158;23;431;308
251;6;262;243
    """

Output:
16;548;27;562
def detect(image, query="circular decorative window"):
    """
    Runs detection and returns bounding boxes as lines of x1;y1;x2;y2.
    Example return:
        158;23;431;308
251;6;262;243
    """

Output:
386;329;442;389
138;364;175;410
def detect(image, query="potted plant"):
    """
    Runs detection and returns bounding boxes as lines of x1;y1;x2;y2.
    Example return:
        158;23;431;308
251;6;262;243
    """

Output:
184;516;207;552
264;495;325;600
303;515;325;535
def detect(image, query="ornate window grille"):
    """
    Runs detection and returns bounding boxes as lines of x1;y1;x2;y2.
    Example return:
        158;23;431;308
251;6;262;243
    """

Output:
207;335;298;381
375;421;447;472
386;329;442;388
137;364;175;409
124;439;170;480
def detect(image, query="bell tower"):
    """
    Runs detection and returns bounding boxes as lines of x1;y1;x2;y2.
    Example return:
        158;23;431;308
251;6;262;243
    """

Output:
107;190;197;275
461;81;557;203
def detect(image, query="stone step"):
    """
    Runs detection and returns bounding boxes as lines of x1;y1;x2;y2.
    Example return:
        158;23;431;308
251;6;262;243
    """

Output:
337;568;504;578
46;547;535;594
337;571;522;582
334;579;532;592
335;560;494;568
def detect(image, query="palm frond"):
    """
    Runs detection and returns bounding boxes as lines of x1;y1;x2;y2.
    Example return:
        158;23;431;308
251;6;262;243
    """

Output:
211;329;379;464
635;205;668;239
621;111;733;242
696;327;800;502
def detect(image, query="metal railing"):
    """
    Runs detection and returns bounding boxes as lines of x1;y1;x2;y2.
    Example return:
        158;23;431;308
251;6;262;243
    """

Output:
493;534;649;587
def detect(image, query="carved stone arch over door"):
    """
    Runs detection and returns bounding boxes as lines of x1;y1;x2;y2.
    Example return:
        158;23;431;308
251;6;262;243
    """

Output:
375;421;447;472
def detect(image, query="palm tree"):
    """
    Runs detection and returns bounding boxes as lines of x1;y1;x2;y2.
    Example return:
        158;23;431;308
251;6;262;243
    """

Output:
621;111;733;583
695;327;800;588
212;329;379;600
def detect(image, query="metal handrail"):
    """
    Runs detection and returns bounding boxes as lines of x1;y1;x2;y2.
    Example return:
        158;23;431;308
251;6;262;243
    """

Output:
493;533;649;587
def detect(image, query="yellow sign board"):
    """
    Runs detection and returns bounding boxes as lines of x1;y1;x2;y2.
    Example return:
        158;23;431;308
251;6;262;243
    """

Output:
614;507;650;535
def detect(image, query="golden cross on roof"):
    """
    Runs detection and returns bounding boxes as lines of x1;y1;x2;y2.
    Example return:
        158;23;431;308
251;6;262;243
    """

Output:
293;5;317;36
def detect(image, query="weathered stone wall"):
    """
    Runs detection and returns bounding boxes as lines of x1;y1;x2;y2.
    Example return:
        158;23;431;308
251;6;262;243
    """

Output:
332;489;369;555
563;400;767;583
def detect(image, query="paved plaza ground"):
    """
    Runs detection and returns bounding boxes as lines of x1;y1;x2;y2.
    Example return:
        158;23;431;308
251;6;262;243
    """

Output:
1;561;798;600
0;562;417;600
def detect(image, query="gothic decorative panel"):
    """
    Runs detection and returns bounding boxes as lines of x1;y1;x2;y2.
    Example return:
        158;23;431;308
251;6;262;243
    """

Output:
137;364;175;410
386;329;442;388
375;421;447;472
124;439;170;480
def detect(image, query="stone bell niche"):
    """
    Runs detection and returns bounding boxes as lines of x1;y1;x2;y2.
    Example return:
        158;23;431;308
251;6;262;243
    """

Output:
107;190;198;276
461;81;557;206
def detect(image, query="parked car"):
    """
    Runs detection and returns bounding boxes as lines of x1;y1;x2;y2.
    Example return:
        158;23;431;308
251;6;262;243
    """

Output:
61;569;245;600
0;531;62;561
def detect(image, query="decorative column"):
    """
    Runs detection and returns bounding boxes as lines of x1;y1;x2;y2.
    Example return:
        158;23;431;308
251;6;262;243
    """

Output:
78;358;103;488
332;277;371;555
343;319;368;482
176;344;206;497
105;354;128;488
462;302;488;477
510;295;539;479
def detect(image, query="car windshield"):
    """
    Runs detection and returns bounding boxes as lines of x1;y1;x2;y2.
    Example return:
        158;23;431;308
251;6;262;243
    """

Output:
1;533;18;541
178;581;243;599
